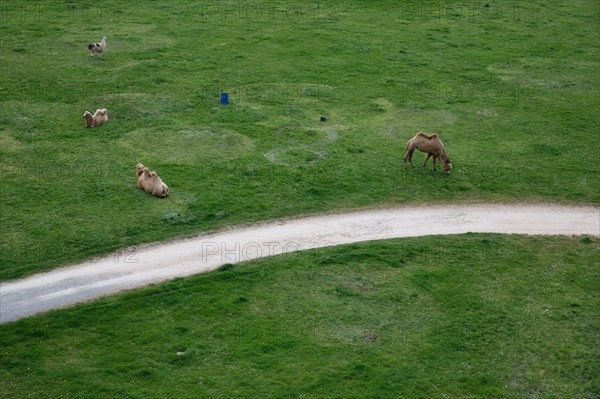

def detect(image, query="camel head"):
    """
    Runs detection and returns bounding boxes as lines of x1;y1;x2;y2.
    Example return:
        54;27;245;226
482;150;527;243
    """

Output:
83;111;92;120
443;158;452;174
136;163;146;177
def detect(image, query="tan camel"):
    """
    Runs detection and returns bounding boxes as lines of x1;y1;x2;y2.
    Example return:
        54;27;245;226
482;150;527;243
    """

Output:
136;163;169;198
83;109;108;127
403;132;452;174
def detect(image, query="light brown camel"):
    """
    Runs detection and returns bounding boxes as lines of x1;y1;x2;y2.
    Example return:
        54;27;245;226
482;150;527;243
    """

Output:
403;132;452;174
136;163;169;198
83;108;108;127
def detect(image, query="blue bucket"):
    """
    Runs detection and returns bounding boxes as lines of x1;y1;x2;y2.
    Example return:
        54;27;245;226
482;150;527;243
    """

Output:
220;92;229;105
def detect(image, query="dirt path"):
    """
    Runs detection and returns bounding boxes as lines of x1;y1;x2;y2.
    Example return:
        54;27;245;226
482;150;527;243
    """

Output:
1;203;598;323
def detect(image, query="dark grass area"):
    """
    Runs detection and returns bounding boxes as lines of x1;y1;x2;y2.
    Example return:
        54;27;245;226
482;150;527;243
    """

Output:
1;235;598;398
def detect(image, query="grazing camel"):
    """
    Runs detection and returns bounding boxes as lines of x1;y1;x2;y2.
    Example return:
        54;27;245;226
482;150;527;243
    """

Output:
88;36;107;59
403;132;452;174
136;163;169;198
83;108;108;127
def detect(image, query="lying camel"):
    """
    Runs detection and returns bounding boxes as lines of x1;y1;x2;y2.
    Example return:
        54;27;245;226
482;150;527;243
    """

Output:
403;132;452;174
136;163;169;198
83;109;108;127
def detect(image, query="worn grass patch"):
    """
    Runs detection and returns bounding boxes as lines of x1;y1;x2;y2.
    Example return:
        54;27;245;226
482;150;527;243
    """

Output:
119;126;256;165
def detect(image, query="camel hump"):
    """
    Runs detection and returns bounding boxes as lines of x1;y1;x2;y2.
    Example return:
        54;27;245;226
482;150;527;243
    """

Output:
416;132;438;140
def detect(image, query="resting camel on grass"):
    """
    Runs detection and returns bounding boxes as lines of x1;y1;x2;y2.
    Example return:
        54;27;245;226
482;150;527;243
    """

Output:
83;109;108;127
136;163;169;198
403;132;452;174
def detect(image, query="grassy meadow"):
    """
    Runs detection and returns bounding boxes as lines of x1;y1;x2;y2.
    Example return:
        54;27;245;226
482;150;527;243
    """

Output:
1;234;599;398
0;0;598;280
1;1;599;398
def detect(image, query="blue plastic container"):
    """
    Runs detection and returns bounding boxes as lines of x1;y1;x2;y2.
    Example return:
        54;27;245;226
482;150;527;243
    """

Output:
220;92;229;104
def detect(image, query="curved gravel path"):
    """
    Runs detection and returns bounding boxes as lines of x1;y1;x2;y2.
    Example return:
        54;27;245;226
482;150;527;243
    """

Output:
1;203;598;323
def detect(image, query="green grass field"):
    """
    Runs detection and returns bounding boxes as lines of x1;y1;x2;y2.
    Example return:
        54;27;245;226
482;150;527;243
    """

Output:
1;0;598;280
1;235;599;398
1;1;599;397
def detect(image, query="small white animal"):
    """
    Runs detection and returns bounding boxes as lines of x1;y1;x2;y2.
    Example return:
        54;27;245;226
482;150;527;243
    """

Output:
88;36;107;59
83;109;108;127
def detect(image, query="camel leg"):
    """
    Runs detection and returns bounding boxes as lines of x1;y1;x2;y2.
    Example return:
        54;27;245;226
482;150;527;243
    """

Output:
422;153;431;168
403;146;415;168
432;155;437;171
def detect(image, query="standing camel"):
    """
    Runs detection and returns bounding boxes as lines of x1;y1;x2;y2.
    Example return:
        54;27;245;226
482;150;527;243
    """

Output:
403;132;452;174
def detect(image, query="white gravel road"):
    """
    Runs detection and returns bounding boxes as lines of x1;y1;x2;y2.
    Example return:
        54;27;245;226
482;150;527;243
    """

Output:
1;203;598;323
